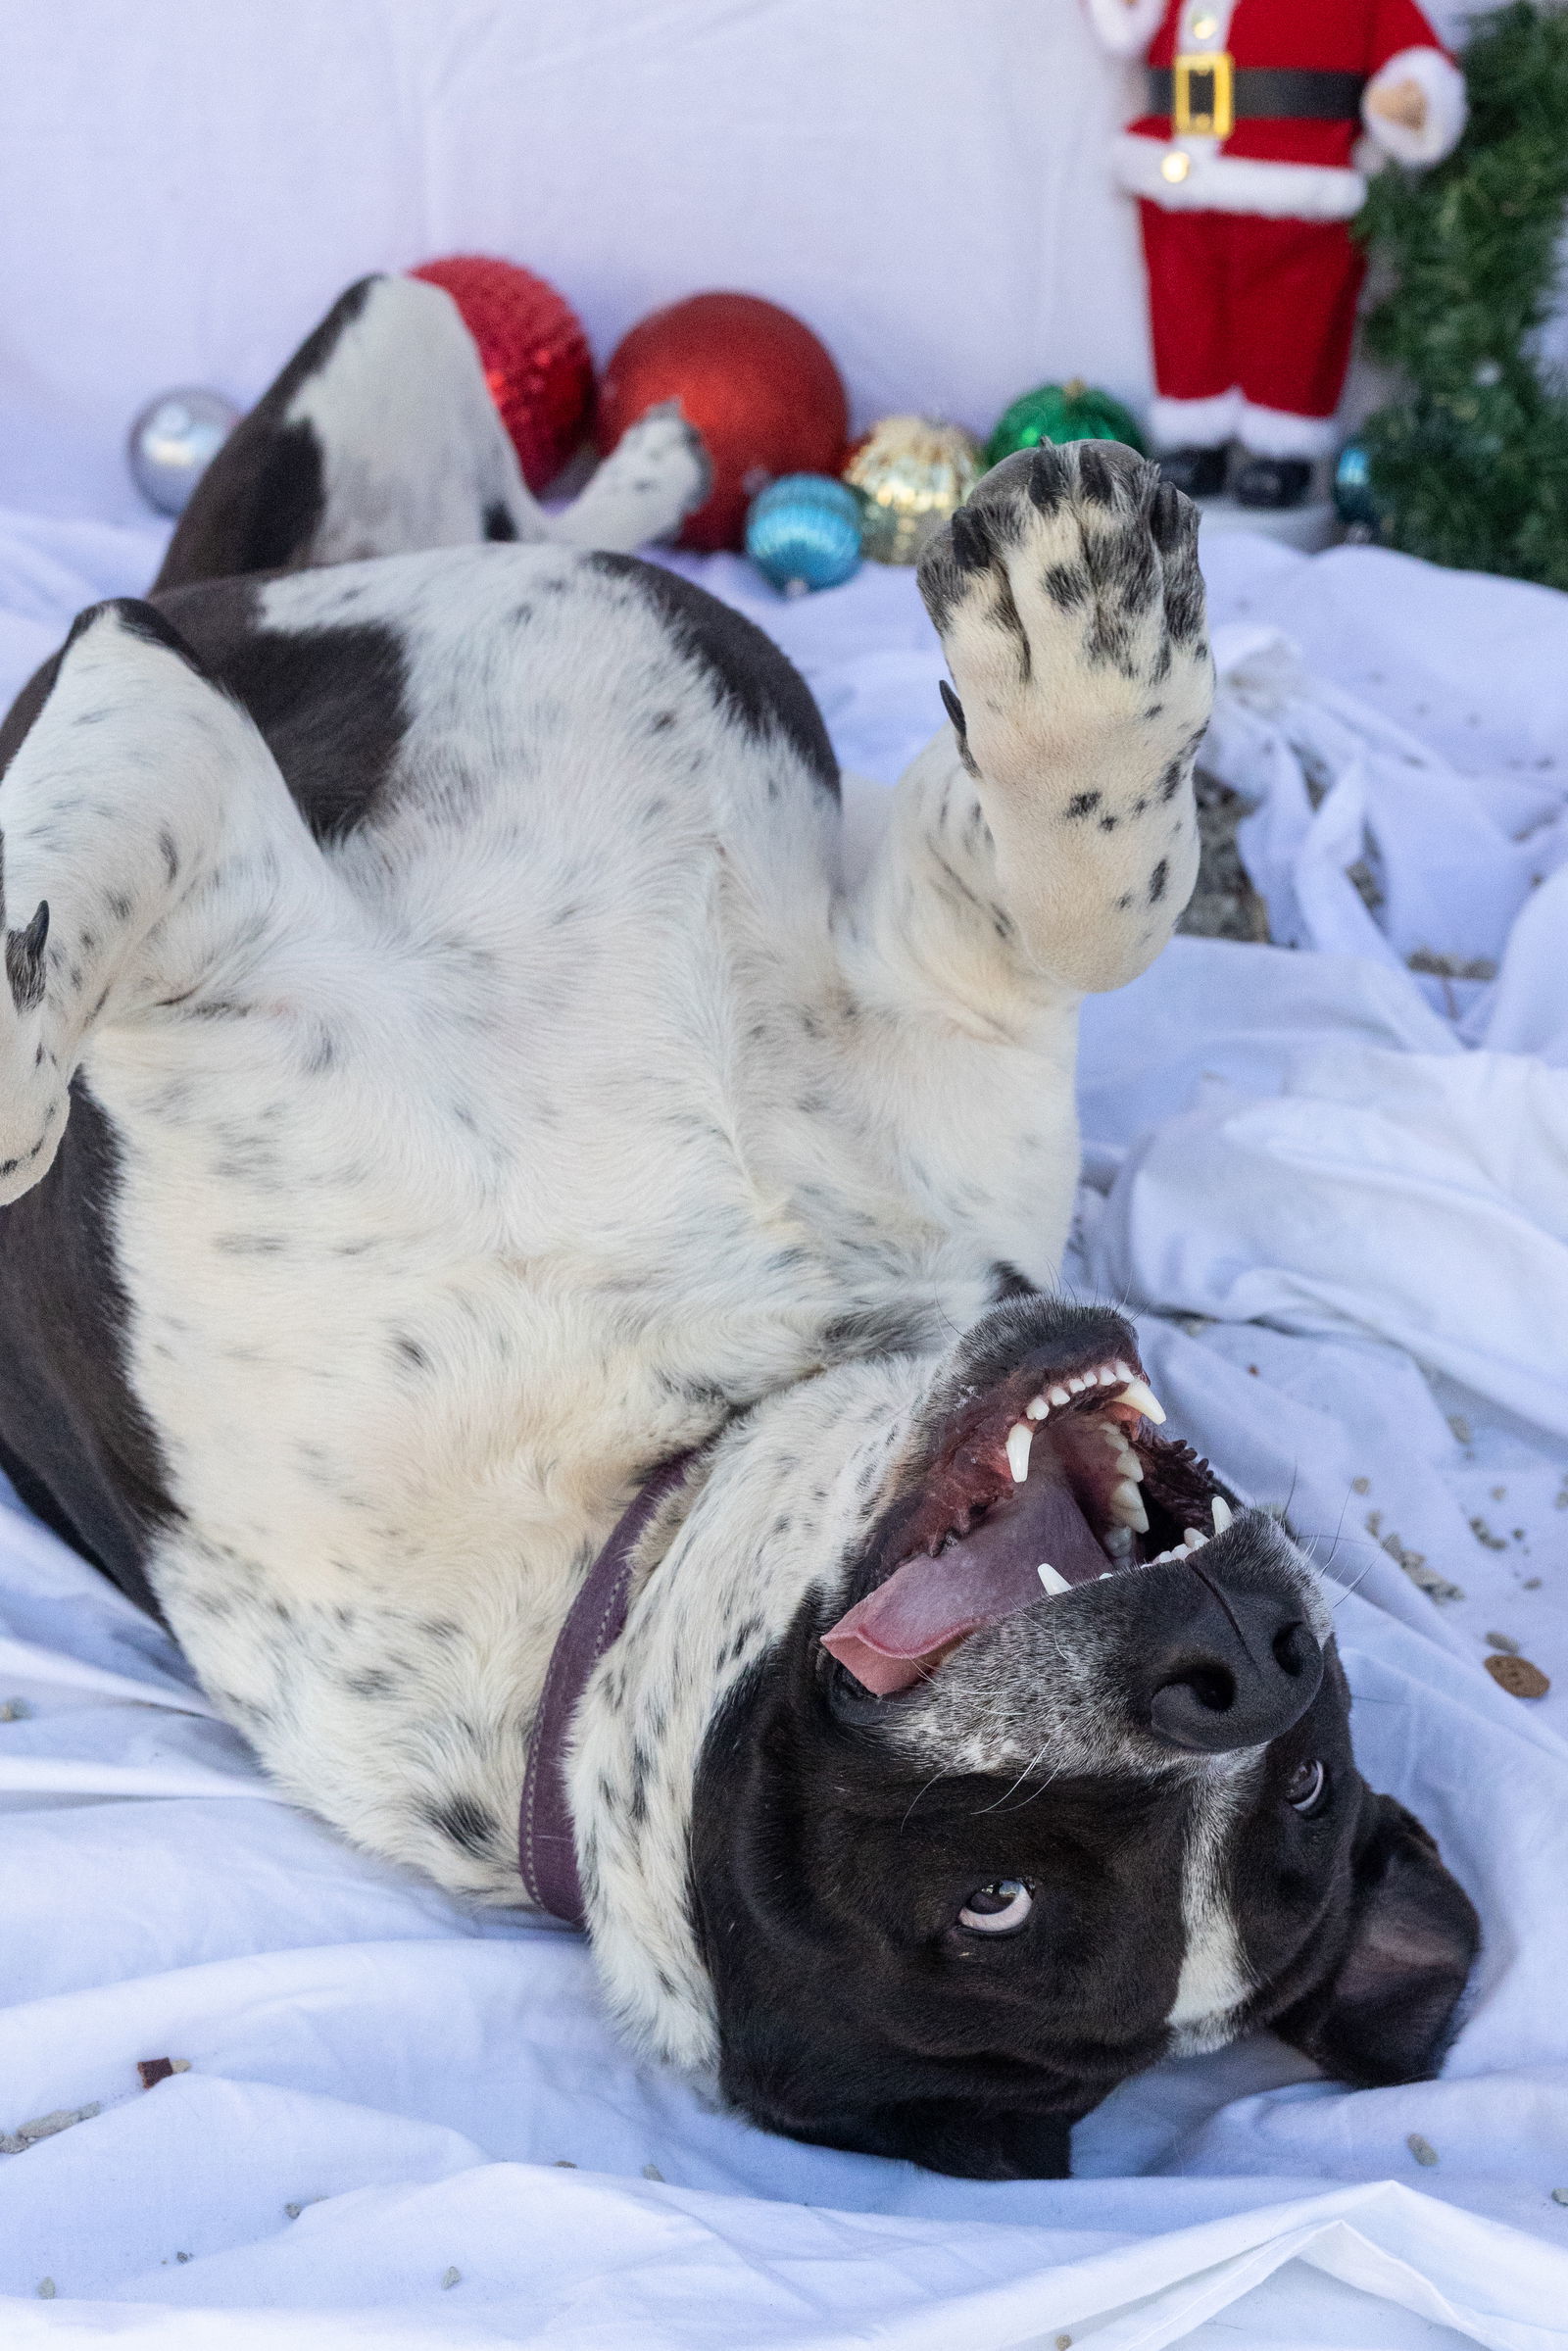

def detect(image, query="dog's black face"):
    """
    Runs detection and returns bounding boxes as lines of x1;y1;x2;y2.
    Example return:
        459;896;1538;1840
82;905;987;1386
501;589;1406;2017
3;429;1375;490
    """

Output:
691;1303;1480;2179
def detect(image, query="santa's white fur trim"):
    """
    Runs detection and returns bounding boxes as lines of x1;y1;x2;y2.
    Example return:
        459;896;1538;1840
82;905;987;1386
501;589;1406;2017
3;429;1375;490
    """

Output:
1083;0;1166;60
1362;47;1466;168
1114;132;1366;220
1237;402;1339;460
1151;391;1242;451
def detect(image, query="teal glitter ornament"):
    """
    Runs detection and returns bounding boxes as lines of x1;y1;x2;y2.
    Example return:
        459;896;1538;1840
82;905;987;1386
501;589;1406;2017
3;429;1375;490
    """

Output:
1333;439;1386;537
745;474;863;595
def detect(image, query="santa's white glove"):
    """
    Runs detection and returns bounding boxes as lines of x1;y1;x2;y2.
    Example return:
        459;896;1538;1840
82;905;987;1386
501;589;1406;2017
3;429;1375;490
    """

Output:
1363;47;1466;165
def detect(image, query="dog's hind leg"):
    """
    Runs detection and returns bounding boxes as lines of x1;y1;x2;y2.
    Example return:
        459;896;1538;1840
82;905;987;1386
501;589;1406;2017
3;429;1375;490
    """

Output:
0;598;336;1204
157;274;708;591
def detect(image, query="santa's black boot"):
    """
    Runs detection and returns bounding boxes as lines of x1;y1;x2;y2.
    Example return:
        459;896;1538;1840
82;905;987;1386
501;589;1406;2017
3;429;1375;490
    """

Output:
1156;445;1229;499
1232;455;1313;510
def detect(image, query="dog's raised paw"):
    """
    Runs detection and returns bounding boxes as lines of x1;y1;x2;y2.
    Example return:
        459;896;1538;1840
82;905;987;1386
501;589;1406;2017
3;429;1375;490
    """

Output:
915;443;1212;813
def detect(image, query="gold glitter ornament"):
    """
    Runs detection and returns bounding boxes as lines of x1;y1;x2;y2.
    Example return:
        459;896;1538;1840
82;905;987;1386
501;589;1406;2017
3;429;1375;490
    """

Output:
842;416;983;564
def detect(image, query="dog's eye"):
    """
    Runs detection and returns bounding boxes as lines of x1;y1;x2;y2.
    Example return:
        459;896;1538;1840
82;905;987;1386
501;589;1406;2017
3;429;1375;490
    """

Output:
1286;1759;1327;1815
958;1879;1034;1935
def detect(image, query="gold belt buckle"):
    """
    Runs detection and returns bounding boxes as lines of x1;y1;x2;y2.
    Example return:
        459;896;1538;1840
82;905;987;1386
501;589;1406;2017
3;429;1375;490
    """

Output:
1172;50;1234;138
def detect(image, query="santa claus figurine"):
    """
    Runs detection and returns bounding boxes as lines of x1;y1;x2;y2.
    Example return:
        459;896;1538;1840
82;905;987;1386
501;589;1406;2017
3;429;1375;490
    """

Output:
1087;0;1465;507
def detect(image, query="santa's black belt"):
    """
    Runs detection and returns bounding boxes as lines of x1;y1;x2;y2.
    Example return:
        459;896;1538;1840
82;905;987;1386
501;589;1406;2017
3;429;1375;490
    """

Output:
1149;65;1368;129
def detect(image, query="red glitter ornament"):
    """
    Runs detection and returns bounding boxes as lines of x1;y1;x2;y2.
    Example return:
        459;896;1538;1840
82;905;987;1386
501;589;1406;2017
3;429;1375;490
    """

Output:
597;293;848;552
412;255;593;494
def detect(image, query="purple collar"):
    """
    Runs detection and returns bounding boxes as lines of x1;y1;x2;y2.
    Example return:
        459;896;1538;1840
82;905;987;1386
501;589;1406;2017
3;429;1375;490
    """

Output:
518;1450;700;1928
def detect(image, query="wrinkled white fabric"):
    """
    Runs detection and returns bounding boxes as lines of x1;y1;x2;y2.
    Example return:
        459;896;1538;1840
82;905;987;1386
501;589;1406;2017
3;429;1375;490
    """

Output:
2;517;1568;2341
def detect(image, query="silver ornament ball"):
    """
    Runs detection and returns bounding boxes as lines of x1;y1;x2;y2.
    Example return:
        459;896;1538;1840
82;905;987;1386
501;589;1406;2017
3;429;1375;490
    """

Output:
127;387;241;515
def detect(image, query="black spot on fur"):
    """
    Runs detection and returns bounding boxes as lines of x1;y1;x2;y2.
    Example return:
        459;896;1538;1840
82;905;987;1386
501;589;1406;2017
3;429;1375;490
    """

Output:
1044;563;1090;612
588;555;838;800
1064;791;1101;821
988;1261;1037;1301
483;502;518;542
1148;857;1169;905
393;1335;430;1372
346;1667;396;1699
426;1793;499;1859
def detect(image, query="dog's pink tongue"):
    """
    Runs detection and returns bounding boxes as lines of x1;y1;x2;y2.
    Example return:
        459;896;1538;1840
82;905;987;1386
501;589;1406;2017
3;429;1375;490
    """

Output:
822;1483;1107;1696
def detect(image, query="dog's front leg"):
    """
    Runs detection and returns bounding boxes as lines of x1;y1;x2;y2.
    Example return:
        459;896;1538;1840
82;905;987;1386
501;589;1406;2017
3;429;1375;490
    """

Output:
834;445;1210;1280
916;442;1211;1000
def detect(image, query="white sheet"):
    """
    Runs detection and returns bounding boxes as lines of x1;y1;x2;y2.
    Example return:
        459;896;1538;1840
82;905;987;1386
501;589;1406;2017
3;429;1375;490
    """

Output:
1;520;1567;2343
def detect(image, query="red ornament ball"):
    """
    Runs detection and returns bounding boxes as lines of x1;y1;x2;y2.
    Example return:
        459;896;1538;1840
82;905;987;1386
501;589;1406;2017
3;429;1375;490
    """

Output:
412;255;593;494
597;292;848;552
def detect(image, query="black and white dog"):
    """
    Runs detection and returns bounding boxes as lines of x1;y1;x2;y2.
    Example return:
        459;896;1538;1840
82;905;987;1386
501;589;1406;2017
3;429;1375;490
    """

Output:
0;277;1477;2179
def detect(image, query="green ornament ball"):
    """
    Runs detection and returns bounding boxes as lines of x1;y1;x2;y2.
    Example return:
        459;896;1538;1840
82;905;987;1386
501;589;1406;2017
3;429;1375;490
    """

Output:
985;379;1146;469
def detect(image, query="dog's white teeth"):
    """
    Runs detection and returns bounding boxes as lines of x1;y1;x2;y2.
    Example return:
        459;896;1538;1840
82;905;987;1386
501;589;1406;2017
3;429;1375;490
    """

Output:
1182;1528;1208;1552
1026;1394;1051;1421
1048;1384;1071;1407
1037;1562;1071;1596
1115;1377;1166;1425
1211;1495;1234;1532
1112;1358;1134;1381
1110;1481;1150;1534
1097;1365;1120;1386
1005;1422;1034;1484
1066;1375;1089;1395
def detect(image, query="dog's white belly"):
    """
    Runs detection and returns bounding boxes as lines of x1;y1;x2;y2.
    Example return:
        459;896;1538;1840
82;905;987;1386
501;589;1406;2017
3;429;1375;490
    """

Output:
73;548;1020;1889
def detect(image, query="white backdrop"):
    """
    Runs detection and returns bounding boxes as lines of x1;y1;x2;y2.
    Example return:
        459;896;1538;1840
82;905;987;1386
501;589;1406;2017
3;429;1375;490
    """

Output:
0;0;1498;527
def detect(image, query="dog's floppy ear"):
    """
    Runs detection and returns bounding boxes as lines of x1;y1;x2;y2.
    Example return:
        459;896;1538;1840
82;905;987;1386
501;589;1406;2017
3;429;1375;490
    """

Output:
1274;1792;1480;2086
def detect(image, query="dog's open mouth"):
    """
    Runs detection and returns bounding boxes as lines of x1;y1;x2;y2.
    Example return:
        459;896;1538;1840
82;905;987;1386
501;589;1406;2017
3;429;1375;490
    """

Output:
823;1348;1234;1695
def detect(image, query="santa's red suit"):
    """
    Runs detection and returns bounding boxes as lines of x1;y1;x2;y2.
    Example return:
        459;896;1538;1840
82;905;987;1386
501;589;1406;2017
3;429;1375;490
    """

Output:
1086;0;1465;458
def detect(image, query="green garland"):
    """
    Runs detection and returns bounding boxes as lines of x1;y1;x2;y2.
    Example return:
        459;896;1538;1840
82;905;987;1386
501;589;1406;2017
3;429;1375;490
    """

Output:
1354;1;1568;589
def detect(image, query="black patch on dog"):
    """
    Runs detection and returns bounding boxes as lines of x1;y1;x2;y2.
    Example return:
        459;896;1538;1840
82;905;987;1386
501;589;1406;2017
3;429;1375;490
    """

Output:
588;554;839;800
483;501;518;542
0;1080;178;1618
154;576;410;845
154;277;377;591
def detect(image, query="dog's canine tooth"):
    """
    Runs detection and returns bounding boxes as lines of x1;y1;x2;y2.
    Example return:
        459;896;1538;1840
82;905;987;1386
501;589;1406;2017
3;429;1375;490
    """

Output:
1026;1394;1051;1420
1005;1422;1034;1483
1211;1495;1234;1532
1037;1562;1072;1596
1114;1377;1166;1425
1110;1481;1150;1533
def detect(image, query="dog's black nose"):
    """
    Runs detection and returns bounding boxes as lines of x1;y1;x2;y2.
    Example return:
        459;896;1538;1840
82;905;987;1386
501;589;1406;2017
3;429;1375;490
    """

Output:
1138;1575;1323;1753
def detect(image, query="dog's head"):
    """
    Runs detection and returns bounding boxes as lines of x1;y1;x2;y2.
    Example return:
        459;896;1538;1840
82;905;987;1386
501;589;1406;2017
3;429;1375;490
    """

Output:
578;1300;1479;2180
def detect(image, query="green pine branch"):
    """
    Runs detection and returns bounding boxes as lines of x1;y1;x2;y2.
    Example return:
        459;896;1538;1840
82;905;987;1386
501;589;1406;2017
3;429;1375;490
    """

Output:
1354;1;1568;588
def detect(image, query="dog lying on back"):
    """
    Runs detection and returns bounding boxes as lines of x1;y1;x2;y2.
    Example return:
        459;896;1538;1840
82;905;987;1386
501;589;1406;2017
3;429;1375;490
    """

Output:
0;277;1477;2178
